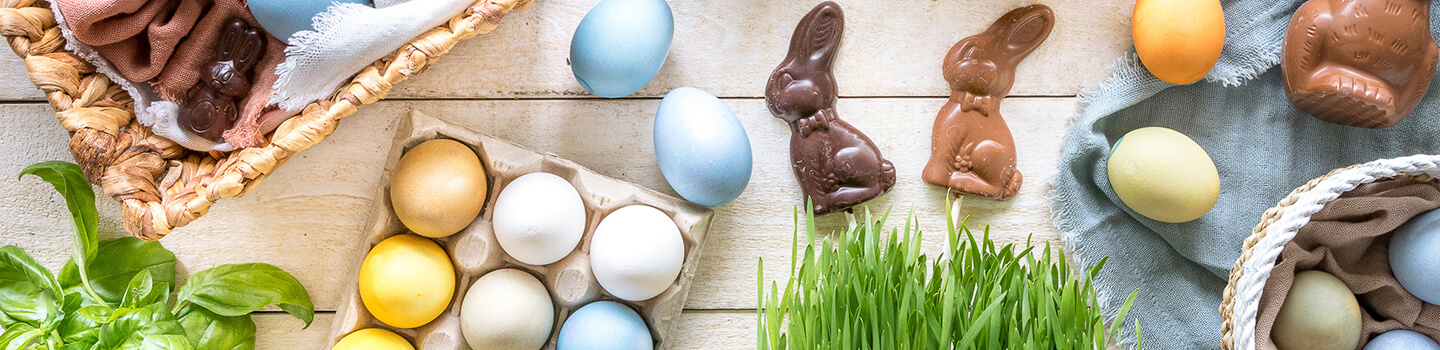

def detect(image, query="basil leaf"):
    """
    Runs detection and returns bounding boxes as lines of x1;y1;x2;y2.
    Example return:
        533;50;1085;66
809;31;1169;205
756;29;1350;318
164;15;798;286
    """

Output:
57;290;103;345
20;161;98;274
139;334;192;350
0;322;40;349
119;271;167;310
59;238;176;305
95;302;188;350
176;305;254;350
176;264;313;327
0;246;60;325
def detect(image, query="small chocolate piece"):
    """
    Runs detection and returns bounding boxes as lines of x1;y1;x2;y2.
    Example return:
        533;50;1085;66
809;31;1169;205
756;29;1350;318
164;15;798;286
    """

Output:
765;2;896;215
1281;0;1439;128
922;5;1053;200
178;19;266;142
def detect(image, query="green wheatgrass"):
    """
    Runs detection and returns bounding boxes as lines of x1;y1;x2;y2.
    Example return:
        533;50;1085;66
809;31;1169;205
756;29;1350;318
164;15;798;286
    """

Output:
758;200;1141;350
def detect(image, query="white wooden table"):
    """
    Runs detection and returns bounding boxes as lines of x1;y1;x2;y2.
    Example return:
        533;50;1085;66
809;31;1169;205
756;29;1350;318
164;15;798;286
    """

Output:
0;0;1133;348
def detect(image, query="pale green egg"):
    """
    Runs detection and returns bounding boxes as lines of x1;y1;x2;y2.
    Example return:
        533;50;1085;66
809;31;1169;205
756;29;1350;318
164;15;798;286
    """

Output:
1273;270;1361;350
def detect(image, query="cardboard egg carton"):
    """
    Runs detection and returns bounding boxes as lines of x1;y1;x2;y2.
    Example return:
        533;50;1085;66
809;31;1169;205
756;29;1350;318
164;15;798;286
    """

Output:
327;111;715;349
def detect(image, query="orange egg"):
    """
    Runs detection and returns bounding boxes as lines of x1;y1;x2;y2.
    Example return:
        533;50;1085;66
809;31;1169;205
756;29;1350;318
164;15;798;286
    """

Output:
1133;0;1225;84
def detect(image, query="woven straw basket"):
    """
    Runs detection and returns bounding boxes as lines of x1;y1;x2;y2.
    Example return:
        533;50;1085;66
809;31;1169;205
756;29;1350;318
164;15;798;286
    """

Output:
0;0;531;240
1218;154;1440;350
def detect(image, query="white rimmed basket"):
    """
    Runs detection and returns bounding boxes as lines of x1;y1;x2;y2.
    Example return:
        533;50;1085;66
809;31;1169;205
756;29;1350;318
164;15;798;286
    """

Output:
1219;154;1440;350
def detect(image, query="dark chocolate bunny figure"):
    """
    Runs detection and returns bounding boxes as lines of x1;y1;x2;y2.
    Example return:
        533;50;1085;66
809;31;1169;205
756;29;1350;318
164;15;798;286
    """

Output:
922;5;1053;200
178;19;266;142
766;1;896;215
1282;0;1438;128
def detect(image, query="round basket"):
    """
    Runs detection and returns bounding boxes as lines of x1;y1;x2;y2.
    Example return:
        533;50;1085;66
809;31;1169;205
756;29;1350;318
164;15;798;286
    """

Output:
1219;154;1440;350
0;0;531;240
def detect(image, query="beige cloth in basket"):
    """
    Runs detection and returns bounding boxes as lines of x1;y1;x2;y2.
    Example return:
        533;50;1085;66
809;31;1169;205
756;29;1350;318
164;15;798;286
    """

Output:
54;0;288;148
1256;178;1440;349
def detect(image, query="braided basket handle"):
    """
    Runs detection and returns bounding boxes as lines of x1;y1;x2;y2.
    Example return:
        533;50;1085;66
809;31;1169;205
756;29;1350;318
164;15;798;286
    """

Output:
0;0;533;239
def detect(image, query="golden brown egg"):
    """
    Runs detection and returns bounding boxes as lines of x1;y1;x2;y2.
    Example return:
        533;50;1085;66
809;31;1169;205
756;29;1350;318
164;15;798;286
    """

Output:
390;139;488;238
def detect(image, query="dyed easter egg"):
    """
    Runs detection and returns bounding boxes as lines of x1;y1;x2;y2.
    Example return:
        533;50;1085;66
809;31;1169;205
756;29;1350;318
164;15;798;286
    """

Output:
248;0;372;41
1106;127;1220;223
390;139;488;238
654;87;752;207
492;172;587;265
1133;0;1225;84
1273;270;1361;350
358;234;455;329
557;301;653;350
333;328;414;350
1390;208;1440;305
590;205;685;301
460;269;554;350
1364;330;1440;350
570;0;674;97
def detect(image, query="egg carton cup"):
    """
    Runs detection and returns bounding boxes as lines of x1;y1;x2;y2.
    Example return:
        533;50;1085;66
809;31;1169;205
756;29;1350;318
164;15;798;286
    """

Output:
327;111;715;349
1219;154;1440;350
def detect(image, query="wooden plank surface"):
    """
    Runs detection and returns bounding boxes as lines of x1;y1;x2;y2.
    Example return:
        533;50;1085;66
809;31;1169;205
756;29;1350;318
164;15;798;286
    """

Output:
0;0;1132;348
0;0;1132;101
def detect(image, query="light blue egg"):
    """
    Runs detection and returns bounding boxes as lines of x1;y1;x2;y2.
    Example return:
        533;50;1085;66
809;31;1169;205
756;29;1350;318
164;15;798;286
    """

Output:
1391;208;1440;305
557;301;653;350
1364;330;1440;350
248;0;371;41
569;0;673;98
653;87;752;207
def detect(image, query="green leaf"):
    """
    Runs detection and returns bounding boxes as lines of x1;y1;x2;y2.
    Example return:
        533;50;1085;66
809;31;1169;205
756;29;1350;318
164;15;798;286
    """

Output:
57;290;105;345
176;264;313;327
119;270;168;310
176;305;255;350
0;246;60;326
59;238;177;305
0;322;40;350
20;161;98;277
95;302;189;350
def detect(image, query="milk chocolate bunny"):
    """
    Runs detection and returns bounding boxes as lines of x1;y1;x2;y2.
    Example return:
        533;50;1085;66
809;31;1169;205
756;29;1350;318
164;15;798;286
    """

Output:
766;1;896;215
921;5;1053;200
177;19;266;142
1282;0;1439;128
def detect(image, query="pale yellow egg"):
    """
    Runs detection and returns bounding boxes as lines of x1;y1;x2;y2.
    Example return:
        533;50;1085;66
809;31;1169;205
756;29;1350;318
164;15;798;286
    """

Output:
1107;127;1219;223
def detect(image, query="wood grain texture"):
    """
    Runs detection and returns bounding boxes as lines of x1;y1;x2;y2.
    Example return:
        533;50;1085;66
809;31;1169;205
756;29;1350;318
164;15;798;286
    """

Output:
0;0;1133;101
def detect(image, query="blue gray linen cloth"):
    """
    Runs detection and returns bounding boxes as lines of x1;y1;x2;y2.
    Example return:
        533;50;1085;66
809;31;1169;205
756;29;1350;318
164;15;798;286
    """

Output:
1051;1;1440;348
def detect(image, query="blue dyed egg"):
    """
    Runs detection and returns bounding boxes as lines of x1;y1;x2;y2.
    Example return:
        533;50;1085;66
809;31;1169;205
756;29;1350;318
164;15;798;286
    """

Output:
557;301;653;350
654;87;752;207
248;0;371;41
569;0;673;98
1364;330;1440;350
1391;208;1440;305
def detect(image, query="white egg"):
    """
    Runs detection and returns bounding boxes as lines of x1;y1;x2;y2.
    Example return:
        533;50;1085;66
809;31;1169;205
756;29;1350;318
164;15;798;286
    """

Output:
493;172;587;265
459;269;554;350
589;205;685;301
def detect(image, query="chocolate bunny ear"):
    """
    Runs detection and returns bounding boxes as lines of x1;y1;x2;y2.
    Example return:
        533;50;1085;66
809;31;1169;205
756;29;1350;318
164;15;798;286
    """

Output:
790;2;844;71
993;5;1054;60
213;19;265;71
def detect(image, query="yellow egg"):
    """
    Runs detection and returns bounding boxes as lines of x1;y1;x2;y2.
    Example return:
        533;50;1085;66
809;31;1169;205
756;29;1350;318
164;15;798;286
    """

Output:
1107;127;1219;223
333;328;415;350
1133;0;1225;84
391;139;488;238
359;234;456;328
1272;271;1361;350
